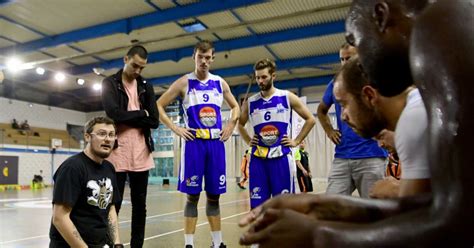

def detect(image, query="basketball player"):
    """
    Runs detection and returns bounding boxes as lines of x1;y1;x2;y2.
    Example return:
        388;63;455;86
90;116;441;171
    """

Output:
238;58;316;209
156;40;239;248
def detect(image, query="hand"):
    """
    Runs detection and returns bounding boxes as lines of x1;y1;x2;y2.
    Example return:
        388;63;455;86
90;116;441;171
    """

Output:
327;129;341;145
239;208;318;247
308;172;312;178
239;194;319;228
172;126;195;141
220;121;236;141
281;135;298;147
369;177;400;199
249;134;259;147
302;169;309;177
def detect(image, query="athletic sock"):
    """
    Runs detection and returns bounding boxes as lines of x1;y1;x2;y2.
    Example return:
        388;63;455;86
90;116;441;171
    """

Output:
185;234;194;246
211;231;222;247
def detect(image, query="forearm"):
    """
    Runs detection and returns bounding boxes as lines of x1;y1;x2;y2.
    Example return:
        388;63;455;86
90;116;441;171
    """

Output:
307;194;431;223
229;106;240;124
317;113;334;134
156;103;178;133
53;217;88;248
108;206;121;244
312;206;439;247
294;117;316;144
238;124;251;145
296;161;305;172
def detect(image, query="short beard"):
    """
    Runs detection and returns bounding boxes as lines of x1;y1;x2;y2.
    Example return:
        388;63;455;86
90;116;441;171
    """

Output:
354;101;386;139
259;78;273;92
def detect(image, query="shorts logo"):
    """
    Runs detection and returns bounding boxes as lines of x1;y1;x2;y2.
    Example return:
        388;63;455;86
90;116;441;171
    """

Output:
281;189;289;194
251;187;262;199
186;175;199;187
199;107;217;127
259;125;279;146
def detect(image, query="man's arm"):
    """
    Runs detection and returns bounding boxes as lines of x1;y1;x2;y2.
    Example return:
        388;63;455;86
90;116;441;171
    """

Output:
220;80;240;141
108;205;121;245
52;203;88;248
317;101;341;145
282;92;316;147
102;77;148;124
237;100;258;146
156;76;195;141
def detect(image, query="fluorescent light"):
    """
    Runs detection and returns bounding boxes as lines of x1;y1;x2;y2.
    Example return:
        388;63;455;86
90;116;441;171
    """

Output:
92;82;102;91
54;72;65;82
6;58;22;72
36;67;45;75
77;78;85;85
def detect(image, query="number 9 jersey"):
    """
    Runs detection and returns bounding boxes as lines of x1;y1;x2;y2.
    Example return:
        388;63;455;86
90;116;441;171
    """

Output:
182;72;224;139
248;89;292;159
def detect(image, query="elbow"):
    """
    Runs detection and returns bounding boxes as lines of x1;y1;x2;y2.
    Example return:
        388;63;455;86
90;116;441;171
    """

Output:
52;213;62;228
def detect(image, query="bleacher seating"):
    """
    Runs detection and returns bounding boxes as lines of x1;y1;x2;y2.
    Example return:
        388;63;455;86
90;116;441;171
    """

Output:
0;123;80;149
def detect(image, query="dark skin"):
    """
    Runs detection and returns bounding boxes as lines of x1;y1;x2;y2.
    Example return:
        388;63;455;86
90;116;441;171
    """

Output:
239;0;474;246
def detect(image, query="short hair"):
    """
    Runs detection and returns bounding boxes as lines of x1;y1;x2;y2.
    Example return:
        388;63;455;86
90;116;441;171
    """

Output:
127;45;148;59
194;40;214;54
337;57;372;98
340;42;354;50
84;116;116;134
254;58;277;75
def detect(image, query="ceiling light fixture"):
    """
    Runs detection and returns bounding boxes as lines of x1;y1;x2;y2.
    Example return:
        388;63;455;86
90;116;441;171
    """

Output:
77;78;85;85
54;72;66;82
6;57;23;72
92;82;102;91
36;67;45;75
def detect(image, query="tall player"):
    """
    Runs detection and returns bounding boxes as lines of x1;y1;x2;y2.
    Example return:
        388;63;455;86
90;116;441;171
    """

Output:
238;58;316;209
156;40;239;248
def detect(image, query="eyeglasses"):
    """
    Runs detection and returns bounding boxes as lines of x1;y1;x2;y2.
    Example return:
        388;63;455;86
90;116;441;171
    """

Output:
89;132;117;140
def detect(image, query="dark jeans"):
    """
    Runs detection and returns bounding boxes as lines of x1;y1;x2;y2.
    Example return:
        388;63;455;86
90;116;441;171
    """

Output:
116;171;149;248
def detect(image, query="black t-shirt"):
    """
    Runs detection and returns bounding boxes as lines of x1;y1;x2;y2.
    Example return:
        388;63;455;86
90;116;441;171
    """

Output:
49;152;121;248
297;149;310;176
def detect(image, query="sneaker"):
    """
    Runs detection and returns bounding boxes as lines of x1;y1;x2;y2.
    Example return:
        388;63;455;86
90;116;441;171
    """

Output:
237;182;246;190
210;242;227;248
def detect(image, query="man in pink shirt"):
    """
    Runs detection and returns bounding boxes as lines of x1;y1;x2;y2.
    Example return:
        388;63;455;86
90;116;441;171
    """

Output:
102;45;159;248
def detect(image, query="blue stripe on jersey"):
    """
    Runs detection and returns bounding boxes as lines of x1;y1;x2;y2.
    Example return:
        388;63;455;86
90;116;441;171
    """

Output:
188;79;223;94
249;95;289;115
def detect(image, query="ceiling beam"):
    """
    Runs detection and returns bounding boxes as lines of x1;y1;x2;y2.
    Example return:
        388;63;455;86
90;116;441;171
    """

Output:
69;20;345;75
0;0;266;55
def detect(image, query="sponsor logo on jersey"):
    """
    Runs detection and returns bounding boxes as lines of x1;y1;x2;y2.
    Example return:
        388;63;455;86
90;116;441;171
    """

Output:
199;107;217;127
186;175;200;187
251;187;262;199
259;124;280;146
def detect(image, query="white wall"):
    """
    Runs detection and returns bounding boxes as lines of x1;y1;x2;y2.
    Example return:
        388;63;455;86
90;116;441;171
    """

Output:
0;147;79;185
0;97;87;130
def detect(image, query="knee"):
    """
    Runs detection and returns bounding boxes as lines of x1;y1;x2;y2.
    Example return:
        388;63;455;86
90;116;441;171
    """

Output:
184;194;200;217
206;193;220;216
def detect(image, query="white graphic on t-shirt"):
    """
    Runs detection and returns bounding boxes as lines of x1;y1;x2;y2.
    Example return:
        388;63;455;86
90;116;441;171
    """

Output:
87;178;113;209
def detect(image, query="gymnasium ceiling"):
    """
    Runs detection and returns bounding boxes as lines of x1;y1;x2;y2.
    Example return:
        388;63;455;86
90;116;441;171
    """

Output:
0;0;350;112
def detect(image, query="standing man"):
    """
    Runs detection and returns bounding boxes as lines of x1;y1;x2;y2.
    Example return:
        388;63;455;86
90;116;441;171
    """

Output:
237;149;250;190
238;58;316;209
156;40;239;248
50;117;122;248
102;45;159;248
317;43;387;198
295;140;313;193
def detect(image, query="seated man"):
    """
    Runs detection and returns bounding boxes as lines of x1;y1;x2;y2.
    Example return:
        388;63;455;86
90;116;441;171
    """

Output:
11;119;19;129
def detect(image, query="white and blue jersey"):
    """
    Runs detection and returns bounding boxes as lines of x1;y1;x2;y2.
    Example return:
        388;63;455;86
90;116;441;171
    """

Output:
247;89;295;208
182;72;224;139
178;72;227;195
248;89;292;159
